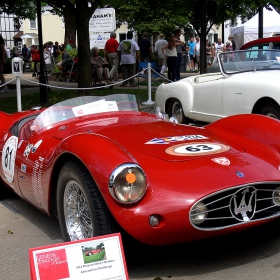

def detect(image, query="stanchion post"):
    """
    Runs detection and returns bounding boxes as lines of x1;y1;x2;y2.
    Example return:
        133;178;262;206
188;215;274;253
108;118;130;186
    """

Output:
12;57;23;112
142;62;155;105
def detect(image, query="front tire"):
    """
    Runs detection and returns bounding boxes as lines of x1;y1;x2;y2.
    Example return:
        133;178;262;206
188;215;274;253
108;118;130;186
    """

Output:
57;160;117;241
260;102;280;119
168;99;188;124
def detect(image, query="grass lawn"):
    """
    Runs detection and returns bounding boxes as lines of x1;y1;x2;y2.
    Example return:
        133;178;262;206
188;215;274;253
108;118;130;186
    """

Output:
83;250;105;264
0;87;156;114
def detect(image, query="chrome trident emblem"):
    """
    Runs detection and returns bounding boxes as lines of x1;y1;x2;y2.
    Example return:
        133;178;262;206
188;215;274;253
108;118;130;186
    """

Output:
230;186;257;222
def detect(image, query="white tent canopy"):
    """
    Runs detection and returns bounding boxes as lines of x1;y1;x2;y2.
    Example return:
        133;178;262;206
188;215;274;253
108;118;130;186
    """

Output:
231;7;280;50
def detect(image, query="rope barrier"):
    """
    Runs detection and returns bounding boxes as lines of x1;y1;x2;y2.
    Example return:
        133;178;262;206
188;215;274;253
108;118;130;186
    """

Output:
21;70;147;91
0;78;17;88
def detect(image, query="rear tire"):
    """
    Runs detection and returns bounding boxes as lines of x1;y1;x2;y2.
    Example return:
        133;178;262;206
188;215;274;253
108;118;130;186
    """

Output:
260;102;280;119
57;160;117;241
168;99;188;124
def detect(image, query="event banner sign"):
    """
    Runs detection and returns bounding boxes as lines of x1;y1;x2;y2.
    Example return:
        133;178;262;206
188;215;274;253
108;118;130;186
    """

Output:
29;233;128;280
89;33;111;50
89;8;116;32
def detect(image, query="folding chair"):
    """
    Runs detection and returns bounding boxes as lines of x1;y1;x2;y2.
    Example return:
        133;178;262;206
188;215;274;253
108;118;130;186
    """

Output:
150;63;165;89
137;62;149;89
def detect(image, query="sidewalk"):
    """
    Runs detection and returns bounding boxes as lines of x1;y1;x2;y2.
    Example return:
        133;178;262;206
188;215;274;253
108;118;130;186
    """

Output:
1;70;198;98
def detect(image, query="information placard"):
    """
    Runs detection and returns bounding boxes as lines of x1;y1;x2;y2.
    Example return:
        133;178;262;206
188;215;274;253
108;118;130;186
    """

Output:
29;233;128;280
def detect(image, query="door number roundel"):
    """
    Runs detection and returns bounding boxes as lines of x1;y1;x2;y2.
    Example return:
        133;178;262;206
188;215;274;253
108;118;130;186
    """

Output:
165;142;230;156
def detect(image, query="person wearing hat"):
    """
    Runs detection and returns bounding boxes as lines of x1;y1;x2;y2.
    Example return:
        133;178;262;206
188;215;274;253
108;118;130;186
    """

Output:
154;34;168;70
65;40;73;51
138;32;152;62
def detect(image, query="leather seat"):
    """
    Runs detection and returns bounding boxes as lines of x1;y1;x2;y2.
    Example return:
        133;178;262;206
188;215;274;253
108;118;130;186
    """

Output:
18;119;34;140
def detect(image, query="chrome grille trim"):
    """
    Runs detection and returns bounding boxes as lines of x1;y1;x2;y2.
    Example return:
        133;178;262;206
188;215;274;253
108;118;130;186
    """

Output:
190;182;280;231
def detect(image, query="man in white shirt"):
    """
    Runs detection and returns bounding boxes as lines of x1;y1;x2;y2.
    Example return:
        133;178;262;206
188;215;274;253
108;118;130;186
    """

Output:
154;34;168;72
117;31;140;87
213;38;224;64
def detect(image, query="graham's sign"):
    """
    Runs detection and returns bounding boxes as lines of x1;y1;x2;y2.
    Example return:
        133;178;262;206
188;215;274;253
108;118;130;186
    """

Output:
89;8;116;32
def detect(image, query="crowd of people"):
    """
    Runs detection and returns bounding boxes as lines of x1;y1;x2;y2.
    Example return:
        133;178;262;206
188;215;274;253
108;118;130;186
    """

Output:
0;31;238;91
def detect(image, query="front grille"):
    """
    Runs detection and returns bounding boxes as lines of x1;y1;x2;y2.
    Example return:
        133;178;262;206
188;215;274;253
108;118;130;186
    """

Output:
190;182;280;230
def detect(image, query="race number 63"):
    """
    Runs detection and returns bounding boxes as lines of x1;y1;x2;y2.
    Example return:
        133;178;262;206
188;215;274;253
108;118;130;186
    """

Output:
2;136;18;183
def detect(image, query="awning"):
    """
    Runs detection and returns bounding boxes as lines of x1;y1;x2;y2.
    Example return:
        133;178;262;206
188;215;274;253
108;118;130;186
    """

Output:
20;33;38;39
13;31;23;39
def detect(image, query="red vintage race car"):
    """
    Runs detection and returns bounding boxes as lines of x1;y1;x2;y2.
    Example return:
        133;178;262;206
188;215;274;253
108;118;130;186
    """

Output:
85;249;101;256
1;94;280;245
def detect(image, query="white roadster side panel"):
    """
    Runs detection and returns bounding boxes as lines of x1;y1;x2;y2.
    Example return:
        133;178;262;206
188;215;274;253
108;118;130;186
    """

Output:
155;77;194;116
222;72;280;116
190;75;225;122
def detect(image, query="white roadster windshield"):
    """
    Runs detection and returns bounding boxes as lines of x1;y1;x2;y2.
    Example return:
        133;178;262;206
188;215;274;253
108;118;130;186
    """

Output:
32;94;139;131
218;49;280;75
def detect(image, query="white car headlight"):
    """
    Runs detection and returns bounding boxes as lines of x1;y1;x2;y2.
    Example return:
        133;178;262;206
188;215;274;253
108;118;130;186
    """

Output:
109;164;147;204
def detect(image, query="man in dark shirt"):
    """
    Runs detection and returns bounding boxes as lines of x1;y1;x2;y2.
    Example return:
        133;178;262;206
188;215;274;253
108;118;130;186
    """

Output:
53;41;59;63
138;32;152;62
22;44;29;59
174;29;183;80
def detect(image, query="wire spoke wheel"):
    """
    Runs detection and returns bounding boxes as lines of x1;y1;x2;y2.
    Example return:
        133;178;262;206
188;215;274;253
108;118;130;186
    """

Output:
64;180;93;240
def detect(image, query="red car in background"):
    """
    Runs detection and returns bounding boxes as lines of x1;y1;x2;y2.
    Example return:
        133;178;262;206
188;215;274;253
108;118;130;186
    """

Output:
240;36;280;50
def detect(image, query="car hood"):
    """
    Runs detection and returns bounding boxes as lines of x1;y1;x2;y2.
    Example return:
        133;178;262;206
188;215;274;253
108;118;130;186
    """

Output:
75;115;245;162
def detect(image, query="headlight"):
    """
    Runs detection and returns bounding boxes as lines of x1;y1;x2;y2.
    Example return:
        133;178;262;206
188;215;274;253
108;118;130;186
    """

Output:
272;186;280;205
109;164;147;204
190;202;208;225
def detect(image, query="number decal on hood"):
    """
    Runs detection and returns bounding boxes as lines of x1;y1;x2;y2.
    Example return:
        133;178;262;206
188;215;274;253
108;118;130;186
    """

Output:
165;142;230;156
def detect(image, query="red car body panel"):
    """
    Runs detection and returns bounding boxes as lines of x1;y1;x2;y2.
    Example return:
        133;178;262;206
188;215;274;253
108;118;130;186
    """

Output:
1;105;280;245
240;36;280;50
85;249;101;256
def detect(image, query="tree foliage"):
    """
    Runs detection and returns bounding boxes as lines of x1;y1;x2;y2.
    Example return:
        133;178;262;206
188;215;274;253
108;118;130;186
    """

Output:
0;0;37;19
111;0;280;38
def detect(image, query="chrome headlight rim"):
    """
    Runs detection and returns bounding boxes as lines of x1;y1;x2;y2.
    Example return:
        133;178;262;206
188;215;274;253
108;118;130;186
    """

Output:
190;201;208;225
272;186;280;206
109;163;147;205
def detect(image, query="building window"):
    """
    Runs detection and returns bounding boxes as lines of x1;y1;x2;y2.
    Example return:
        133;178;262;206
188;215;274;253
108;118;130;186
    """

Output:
14;18;21;31
29;19;37;29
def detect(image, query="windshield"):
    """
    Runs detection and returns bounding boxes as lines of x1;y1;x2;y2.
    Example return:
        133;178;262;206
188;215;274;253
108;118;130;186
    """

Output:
218;49;280;75
32;94;139;132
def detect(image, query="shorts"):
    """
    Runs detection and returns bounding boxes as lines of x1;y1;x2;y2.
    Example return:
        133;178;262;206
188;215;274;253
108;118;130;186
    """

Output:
190;54;195;61
196;55;200;62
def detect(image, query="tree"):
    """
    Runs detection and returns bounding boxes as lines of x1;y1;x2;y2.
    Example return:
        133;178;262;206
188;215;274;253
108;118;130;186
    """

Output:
112;0;280;73
0;0;37;19
45;0;104;94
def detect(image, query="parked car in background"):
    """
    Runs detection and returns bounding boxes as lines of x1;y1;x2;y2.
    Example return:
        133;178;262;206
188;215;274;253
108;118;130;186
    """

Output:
240;36;280;50
156;49;280;124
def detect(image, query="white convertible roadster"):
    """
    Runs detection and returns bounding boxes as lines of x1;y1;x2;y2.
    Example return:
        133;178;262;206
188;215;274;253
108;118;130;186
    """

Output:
155;49;280;124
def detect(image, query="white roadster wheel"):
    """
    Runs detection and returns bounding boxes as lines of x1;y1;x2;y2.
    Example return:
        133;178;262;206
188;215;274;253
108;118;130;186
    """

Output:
260;102;280;119
168;99;187;124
